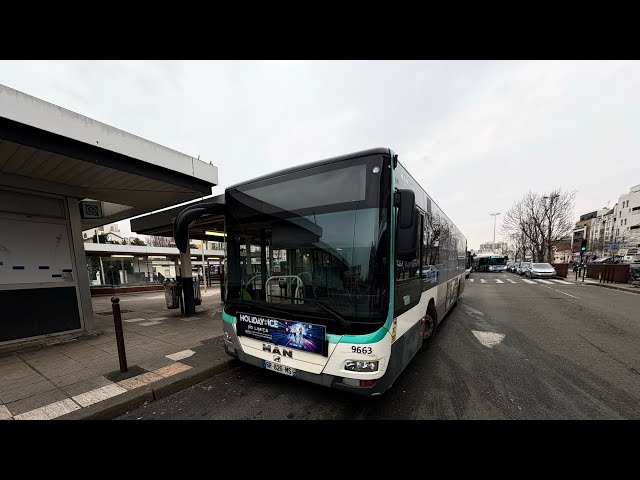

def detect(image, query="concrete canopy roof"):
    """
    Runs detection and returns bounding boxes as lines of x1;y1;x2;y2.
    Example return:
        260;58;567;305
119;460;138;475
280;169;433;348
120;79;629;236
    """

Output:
130;194;225;242
0;84;218;229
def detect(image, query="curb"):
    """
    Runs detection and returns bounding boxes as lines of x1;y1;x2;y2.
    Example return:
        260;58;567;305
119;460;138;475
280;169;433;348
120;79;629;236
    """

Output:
587;282;640;295
56;358;239;420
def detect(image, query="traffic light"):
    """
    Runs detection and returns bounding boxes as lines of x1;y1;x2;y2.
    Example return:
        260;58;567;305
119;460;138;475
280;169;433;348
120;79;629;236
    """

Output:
580;239;587;251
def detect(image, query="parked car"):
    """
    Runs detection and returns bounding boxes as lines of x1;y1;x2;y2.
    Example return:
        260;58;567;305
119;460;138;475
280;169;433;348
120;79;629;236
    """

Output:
526;263;557;278
518;262;532;276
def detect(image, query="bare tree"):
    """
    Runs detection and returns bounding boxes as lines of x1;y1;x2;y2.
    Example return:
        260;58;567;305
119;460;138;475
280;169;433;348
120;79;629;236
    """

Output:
502;188;576;263
145;235;175;248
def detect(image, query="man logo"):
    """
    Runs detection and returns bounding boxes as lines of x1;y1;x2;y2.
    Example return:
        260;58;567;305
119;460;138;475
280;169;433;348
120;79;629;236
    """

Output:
262;344;293;358
273;355;281;363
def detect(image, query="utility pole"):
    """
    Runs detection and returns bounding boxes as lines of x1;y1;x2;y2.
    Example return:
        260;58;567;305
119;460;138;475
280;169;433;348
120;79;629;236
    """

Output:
96;228;106;286
490;212;501;253
202;239;207;292
543;194;559;263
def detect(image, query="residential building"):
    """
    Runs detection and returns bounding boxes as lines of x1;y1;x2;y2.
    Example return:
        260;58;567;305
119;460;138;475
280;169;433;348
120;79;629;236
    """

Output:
478;241;508;254
616;184;640;246
572;210;598;253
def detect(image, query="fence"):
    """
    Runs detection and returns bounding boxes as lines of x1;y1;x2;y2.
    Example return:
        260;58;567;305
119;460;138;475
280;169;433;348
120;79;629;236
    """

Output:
551;263;569;278
585;263;630;283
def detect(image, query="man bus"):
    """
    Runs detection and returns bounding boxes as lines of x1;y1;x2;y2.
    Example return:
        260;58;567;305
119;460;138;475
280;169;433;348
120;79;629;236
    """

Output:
219;148;467;395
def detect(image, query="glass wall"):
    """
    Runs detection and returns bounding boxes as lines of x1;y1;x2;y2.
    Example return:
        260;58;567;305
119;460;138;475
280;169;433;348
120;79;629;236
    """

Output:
85;255;177;286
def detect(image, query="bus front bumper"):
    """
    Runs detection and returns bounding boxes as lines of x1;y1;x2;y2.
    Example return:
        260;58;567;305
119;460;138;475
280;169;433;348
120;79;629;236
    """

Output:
222;323;393;396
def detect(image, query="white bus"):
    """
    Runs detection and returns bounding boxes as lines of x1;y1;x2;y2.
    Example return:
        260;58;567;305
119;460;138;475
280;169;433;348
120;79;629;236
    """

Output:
221;148;467;395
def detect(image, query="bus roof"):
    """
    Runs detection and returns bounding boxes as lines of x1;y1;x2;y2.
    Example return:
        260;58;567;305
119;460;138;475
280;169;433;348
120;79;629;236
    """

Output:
226;147;392;190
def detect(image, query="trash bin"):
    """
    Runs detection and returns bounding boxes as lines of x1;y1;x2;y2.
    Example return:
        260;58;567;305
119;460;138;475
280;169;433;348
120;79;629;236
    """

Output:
164;280;180;309
193;279;202;306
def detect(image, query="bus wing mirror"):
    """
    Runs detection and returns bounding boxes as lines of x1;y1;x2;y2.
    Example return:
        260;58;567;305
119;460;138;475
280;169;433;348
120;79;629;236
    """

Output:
396;208;420;262
395;189;415;229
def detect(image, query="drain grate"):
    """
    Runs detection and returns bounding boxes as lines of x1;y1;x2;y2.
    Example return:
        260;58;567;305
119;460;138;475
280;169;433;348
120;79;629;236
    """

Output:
201;336;225;347
95;310;134;316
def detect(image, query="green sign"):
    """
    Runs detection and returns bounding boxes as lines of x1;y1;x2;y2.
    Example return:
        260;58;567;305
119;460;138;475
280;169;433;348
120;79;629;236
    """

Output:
80;201;103;219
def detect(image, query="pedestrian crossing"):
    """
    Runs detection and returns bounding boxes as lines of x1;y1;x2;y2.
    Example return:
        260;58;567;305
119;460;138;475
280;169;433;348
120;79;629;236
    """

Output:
468;277;574;285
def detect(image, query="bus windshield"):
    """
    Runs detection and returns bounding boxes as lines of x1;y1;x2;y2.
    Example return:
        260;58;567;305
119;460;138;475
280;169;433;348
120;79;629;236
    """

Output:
224;155;391;332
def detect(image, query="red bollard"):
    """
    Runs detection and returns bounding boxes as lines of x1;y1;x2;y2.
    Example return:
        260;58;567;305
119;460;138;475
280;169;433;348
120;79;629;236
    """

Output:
111;296;128;373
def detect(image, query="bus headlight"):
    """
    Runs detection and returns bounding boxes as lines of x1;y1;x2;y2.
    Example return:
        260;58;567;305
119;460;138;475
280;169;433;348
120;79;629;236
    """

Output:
345;360;379;372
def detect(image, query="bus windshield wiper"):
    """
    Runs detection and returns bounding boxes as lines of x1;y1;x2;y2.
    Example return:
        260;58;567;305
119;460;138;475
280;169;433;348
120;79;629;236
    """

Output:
269;295;352;328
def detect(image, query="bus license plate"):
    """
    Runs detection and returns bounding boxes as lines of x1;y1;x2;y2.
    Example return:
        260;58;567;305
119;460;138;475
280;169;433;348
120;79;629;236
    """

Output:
263;360;296;377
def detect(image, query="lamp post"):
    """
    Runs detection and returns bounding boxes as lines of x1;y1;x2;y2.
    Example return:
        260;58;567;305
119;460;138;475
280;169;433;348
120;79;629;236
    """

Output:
543;194;560;262
490;212;501;253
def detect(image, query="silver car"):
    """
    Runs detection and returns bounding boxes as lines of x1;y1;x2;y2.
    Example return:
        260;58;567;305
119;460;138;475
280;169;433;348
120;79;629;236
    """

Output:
526;263;557;278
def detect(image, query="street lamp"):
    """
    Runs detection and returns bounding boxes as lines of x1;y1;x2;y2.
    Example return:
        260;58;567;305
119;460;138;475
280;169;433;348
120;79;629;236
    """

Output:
543;194;560;262
490;212;501;253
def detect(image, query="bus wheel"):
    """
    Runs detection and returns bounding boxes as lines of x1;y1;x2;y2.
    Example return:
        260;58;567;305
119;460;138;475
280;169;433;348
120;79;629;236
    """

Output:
420;305;438;351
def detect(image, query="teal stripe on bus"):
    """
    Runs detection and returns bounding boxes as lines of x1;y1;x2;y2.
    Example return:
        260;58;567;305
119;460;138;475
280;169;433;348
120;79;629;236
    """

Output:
327;326;389;345
222;311;236;324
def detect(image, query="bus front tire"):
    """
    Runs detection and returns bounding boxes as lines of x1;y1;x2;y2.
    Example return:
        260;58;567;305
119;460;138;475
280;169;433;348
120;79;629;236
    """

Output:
419;304;438;351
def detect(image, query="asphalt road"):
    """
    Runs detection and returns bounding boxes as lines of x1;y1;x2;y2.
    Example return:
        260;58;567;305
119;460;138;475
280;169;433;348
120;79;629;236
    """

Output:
118;274;640;420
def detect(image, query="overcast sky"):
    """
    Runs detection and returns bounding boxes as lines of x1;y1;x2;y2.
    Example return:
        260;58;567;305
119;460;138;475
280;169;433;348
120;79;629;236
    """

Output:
1;60;638;250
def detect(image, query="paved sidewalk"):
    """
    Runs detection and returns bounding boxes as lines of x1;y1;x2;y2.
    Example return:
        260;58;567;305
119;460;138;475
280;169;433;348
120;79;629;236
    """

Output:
0;286;233;420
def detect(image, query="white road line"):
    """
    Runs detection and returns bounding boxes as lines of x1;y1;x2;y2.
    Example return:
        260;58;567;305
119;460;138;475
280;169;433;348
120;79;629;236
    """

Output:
463;305;485;316
506;279;516;283
14;399;80;420
551;279;572;285
165;349;196;361
123;318;146;323
471;330;505;348
495;279;504;283
469;278;474;283
536;279;554;284
72;384;127;408
480;279;487;283
139;320;162;326
539;285;580;299
0;405;12;420
522;279;536;284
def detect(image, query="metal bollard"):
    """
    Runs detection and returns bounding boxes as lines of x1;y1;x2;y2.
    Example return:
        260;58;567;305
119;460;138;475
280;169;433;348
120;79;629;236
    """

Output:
111;296;128;373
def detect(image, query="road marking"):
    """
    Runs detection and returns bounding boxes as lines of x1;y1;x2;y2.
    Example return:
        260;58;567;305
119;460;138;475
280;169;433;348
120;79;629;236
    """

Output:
536;279;554;284
72;384;127;408
506;279;516;283
469;278;474;283
495;279;504;283
123;318;146;323
165;349;196;361
14;399;80;420
139;320;162;326
539;285;580;299
551;279;572;285
117;372;163;390
0;405;13;420
153;362;192;378
480;279;487;283
463;305;485;316
471;330;505;348
522;279;536;284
